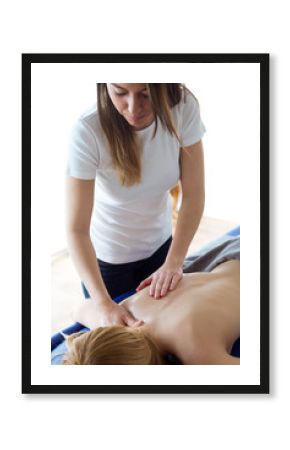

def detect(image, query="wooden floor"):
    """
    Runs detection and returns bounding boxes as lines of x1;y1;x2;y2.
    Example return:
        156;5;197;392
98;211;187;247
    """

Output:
51;216;238;334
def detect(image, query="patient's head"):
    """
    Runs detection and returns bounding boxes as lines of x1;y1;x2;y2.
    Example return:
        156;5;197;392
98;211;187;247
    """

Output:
62;326;164;365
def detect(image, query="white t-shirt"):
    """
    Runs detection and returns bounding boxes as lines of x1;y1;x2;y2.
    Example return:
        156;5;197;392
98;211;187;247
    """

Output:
67;91;206;263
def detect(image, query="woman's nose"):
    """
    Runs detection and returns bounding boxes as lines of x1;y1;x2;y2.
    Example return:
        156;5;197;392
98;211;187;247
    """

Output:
127;96;142;114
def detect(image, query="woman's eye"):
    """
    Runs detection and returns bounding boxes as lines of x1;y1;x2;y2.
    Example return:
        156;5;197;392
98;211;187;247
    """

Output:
115;92;149;98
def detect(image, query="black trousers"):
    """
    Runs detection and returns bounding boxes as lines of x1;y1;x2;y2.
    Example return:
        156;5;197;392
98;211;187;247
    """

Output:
82;236;172;300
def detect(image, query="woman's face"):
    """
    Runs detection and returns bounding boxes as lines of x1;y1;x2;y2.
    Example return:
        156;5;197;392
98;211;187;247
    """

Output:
107;83;155;130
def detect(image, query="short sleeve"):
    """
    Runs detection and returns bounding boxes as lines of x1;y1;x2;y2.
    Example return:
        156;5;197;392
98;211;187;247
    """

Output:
66;117;100;180
180;92;206;147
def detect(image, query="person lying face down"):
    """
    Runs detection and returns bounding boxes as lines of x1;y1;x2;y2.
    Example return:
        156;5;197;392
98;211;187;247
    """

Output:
62;254;240;365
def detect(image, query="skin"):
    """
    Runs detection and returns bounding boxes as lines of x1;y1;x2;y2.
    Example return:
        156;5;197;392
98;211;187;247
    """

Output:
73;259;240;365
66;83;205;328
106;83;155;130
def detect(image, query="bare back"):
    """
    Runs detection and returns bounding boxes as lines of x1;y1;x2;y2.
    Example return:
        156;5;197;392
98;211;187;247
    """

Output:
121;260;240;363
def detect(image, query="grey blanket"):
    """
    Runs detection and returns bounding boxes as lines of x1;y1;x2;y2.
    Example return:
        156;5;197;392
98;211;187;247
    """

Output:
183;235;240;273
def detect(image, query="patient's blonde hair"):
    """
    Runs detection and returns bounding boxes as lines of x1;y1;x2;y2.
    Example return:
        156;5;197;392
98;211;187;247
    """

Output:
62;326;164;365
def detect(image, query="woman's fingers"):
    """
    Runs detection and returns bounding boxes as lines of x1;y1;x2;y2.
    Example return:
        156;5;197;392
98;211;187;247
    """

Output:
160;275;173;297
169;273;182;290
150;273;166;299
123;311;143;327
151;272;183;298
131;319;145;328
149;275;159;297
138;268;183;299
136;276;152;291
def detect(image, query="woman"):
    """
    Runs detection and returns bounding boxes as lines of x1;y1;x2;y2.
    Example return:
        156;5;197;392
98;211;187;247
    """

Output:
66;83;206;329
62;246;240;365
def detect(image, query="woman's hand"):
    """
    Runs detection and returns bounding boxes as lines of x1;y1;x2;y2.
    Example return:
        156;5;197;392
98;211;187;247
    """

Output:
136;263;183;299
73;298;144;329
98;301;144;327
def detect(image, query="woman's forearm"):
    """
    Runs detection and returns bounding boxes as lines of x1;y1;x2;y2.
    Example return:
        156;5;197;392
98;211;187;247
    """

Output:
166;196;204;265
67;231;111;305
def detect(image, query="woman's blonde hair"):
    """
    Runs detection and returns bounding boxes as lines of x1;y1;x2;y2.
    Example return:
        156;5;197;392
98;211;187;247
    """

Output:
97;83;193;186
62;326;165;365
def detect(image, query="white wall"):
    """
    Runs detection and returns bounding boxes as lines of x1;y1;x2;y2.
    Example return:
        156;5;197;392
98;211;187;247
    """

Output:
187;65;259;220
32;64;259;254
31;67;98;254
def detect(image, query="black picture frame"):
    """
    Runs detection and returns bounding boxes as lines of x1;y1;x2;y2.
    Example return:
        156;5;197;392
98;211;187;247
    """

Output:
22;53;269;394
